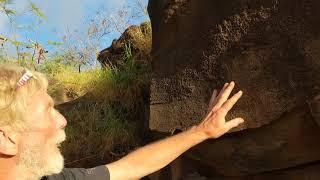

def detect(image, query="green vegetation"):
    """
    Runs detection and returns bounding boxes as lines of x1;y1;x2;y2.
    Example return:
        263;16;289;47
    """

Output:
53;44;150;166
0;0;151;166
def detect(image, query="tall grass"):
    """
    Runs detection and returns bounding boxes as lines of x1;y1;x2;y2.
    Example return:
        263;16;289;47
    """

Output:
53;44;150;167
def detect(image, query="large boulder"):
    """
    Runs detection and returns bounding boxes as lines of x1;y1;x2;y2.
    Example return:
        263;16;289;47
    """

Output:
98;22;152;67
148;0;320;178
186;100;320;176
149;0;320;132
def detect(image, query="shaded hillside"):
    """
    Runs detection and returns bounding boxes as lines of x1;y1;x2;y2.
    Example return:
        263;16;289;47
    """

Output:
55;23;152;167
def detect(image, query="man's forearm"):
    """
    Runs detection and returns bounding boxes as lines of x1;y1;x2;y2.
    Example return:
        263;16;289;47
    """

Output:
106;126;208;179
106;82;244;179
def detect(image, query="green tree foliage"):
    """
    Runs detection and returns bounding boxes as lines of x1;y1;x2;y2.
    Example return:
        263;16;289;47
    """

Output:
30;1;47;21
0;0;49;65
0;0;16;17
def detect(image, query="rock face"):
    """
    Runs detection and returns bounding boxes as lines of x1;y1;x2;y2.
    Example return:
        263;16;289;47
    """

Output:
98;22;152;67
148;0;320;178
187;101;320;176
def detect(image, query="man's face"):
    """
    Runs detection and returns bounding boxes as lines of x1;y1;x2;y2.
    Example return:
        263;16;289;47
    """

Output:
17;89;67;178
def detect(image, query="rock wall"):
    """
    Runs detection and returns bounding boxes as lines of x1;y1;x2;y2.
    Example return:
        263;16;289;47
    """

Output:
148;0;320;179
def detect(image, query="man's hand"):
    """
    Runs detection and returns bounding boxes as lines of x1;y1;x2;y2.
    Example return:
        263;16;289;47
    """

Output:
196;81;244;139
106;81;244;179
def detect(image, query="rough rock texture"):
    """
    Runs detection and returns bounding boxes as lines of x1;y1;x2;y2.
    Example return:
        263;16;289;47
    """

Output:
149;0;320;132
149;160;320;180
186;101;320;176
148;0;320;178
147;98;320;179
98;22;152;67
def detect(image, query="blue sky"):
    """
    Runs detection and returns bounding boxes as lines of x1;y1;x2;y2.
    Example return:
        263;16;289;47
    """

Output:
0;0;149;55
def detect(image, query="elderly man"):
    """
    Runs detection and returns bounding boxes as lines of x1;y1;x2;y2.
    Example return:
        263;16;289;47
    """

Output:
0;64;244;180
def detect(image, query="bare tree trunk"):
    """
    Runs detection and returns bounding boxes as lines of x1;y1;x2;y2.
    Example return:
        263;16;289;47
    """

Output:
16;46;19;61
37;54;41;64
31;48;36;63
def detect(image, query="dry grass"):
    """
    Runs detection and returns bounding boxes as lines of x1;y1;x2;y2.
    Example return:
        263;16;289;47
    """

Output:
61;101;139;166
50;45;150;167
48;68;100;104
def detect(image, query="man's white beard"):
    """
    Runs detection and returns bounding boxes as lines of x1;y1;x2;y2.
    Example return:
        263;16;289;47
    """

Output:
17;131;66;180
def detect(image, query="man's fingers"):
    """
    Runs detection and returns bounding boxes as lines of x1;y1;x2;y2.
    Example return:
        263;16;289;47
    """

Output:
217;83;229;98
215;81;235;109
209;83;228;112
224;118;244;132
220;90;243;115
208;89;218;109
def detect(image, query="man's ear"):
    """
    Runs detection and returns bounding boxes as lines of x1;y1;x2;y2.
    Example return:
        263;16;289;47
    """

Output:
0;126;20;156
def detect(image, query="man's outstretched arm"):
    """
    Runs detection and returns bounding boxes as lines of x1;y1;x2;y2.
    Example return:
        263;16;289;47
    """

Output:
106;81;244;180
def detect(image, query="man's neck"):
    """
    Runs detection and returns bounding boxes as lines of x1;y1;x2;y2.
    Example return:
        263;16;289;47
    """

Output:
0;156;40;180
0;156;18;180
